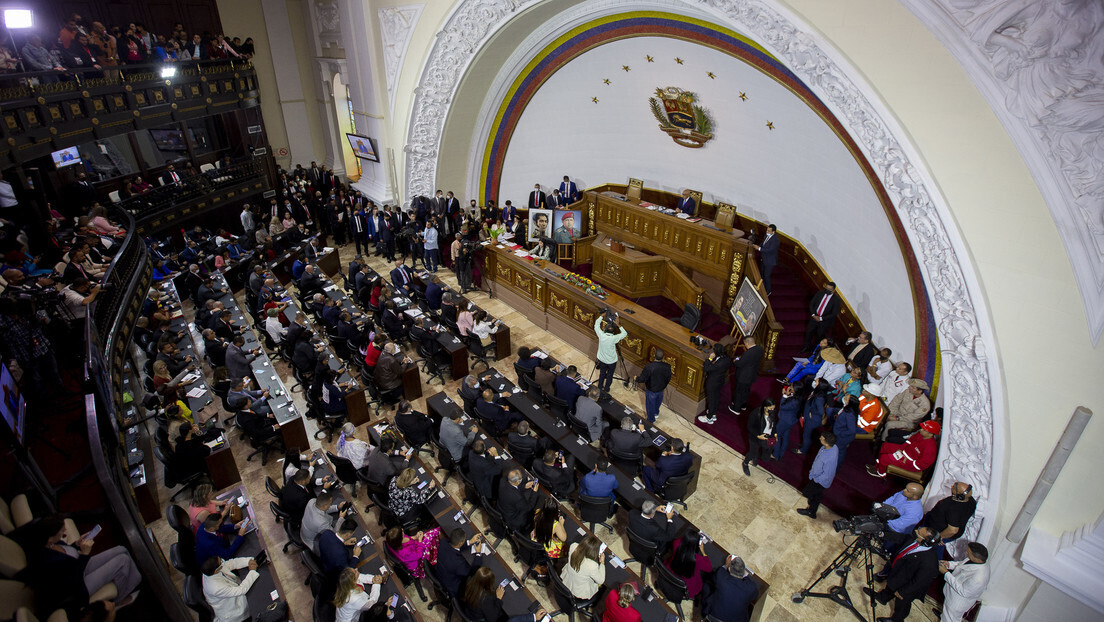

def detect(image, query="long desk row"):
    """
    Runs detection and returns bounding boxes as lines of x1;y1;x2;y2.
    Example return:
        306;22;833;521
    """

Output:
215;484;291;619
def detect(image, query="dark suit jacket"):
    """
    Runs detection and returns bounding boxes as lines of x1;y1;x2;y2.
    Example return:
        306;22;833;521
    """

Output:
435;543;482;597
808;290;841;323
496;479;537;532
703;572;760;622
628;512;676;553
607;428;653;457
506;431;544;458
703;355;731;390
396;411;434;447
733;346;763;385
677;196;696;216
466;450;501;499
759;233;780;268
846;342;875;370
649;452;692;488
280;482;313;525
317;529;357;576
554;375;584;404
887;545;940;601
195;527;244;565
390;265;413;291
299;271;324;295
204;338;227;367
527;190;547;210
531;459;575;497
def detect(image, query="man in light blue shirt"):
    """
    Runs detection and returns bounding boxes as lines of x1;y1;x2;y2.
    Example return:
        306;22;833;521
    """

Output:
423;218;440;272
881;483;925;554
797;431;839;519
593;315;627;396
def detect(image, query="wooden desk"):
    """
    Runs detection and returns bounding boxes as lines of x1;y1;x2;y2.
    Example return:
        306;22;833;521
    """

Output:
315;248;340;277
401;364;423;400
588;234;705;311
214;485;289;620
480;244;709;414
205;438;242;490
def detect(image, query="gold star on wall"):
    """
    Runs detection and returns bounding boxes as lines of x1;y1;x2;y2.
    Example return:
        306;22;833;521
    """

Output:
592;97;599;104
645;55;654;62
603;79;611;85
674;57;684;65
707;72;716;79
621;65;631;72
739;92;748;101
766;121;775;130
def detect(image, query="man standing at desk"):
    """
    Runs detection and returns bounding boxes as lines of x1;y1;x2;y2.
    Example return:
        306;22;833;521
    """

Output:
560;175;579;203
594;314;627;397
754;224;780;295
636;348;671;423
677;189;696;216
527;183;546;210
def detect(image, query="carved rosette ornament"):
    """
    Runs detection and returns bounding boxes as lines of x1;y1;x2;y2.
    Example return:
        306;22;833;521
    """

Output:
406;0;997;551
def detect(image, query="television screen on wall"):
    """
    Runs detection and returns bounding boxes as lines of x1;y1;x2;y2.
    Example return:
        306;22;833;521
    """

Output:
51;146;82;168
345;133;380;162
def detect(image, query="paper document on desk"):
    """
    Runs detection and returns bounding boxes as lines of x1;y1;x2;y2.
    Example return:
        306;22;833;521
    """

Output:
532;351;548;359
186;387;207;399
404;309;423;318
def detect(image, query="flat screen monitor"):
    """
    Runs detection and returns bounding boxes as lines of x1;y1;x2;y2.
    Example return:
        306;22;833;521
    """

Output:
0;365;26;445
345;133;380;162
149;129;187;151
51;146;82;169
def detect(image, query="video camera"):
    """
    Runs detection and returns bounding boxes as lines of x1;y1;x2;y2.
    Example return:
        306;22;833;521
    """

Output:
831;503;900;537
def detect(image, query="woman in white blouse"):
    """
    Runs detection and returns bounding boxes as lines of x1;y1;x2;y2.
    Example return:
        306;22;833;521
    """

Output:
337;423;372;470
333;567;386;622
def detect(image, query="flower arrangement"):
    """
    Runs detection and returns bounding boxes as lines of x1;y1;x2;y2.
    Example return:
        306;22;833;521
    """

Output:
560;271;608;299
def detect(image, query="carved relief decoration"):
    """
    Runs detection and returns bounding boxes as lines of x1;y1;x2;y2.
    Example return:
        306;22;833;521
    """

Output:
405;0;999;550
902;0;1104;344
377;4;424;114
314;1;343;53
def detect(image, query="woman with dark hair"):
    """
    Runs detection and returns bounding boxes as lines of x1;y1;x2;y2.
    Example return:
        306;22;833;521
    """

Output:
28;516;142;608
460;566;548;622
602;583;642;622
742;398;777;476
772;380;808;460
698;342;731;425
530;499;567;562
665;529;712;599
383;526;441;578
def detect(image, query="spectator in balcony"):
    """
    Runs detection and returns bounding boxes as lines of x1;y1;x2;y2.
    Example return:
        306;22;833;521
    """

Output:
89;22;117;68
88;205;124;236
216;35;241;58
182;34;205;61
60;33;102;70
0;45;19;73
241;38;256;57
152;39;179;62
119;32;144;64
22;36;64;72
58;16;82;49
126;176;152;195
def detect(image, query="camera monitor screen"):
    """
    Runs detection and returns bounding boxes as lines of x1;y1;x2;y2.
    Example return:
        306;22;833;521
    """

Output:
0;365;26;445
51;146;82;169
345;133;380;162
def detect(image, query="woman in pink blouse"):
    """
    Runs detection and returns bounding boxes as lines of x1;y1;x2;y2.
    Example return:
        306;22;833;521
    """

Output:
384;526;441;579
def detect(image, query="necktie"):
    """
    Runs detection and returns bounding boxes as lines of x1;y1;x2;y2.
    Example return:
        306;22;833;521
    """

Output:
894;542;919;564
816;293;830;317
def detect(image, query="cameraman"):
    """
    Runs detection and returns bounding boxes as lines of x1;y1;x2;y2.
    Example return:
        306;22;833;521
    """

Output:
593;312;627;396
60;277;100;336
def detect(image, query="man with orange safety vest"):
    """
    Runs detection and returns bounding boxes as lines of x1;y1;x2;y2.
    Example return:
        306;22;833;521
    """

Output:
867;420;941;477
857;382;886;433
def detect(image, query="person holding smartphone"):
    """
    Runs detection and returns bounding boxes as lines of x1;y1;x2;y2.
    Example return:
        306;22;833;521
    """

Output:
560;535;606;600
332;567;387;622
29;516;142;609
460;566;548;622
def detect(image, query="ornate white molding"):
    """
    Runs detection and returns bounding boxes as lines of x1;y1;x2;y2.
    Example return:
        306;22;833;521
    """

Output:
901;0;1104;344
405;0;1002;550
378;4;425;116
313;0;344;55
1022;513;1104;614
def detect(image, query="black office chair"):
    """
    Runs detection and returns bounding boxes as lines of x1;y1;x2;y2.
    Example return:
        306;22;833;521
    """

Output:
678;303;701;332
265;476;283;499
269;501;307;553
384;541;428;602
152;445;205;501
326;451;360;497
654;562;690;619
312;579;337;622
509;533;550;585
547;393;572;423
548;565;601;622
456;468;482;512
432;440;458;486
480;502;510;550
624;527;659;583
457;391;476;417
607;447;644;478
506;439;536;469
464;335;491;368
658;471;695;510
565;411;593;443
169;542;194;576
244;429;284;466
313;408;346;443
513;362;534;385
422;560;454;620
369;491;400;529
519;375;545;404
577;494;614;534
183;574;214;622
415;342;445;385
300;549;326;587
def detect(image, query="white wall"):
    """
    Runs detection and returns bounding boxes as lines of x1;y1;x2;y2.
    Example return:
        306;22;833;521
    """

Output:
497;36;916;356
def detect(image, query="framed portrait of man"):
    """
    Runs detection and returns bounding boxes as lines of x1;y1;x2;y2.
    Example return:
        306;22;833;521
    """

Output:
552;210;582;245
528;209;552;242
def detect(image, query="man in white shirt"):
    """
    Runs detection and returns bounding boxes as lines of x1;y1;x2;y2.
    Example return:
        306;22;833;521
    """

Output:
61;278;100;320
0;171;17;209
201;556;260;622
264;308;286;345
240;204;254;234
939;542;989;622
881;361;912;403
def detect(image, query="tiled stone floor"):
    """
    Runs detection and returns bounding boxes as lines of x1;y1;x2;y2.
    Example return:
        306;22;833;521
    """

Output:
146;242;937;621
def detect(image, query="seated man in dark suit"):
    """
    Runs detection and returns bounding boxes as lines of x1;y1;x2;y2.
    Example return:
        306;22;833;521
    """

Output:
319;298;342;328
236;399;283;446
298;264;324;297
506;421;548;460
531;449;576;499
435;529;485;598
381;300;410;337
280;468;315;525
458;375;482;405
579;459;618;503
291;330;322;373
628;500;677;555
424;275;444;310
497;468;539;533
389;259;415;295
554;366;585;407
475;388;521;435
703;555;761;622
394;400;434;447
317;518;363;578
440;292;459;325
194;513;247;567
201;329;228;368
605;416;654;458
465;439;502;500
366;436;410;486
643;437;692;492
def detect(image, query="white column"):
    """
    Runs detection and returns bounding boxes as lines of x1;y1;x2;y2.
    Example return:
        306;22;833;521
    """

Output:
260;0;319;166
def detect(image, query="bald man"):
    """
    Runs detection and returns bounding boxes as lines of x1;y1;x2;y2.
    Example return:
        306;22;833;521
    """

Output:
879;483;926;564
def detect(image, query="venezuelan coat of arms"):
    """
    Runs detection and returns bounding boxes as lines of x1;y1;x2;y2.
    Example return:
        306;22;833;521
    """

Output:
649;87;714;148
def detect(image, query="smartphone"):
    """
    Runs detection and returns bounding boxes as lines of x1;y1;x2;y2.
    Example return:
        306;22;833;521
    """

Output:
664;503;673;514
499;578;510;589
599;543;608;556
85;524;102;540
388;594;399;608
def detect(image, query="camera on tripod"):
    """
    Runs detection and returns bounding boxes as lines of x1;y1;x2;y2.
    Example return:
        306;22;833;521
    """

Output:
831;503;900;537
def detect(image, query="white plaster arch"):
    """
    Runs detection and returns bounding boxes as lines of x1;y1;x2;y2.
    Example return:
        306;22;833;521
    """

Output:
404;0;1005;551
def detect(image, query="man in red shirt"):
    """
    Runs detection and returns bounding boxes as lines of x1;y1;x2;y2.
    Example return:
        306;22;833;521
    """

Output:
867;420;940;477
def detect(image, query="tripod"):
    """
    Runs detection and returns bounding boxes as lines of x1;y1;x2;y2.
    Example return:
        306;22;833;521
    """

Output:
588;343;633;397
792;533;884;622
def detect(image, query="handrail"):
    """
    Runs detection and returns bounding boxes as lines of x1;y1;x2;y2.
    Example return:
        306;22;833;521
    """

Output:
0;57;252;99
742;256;785;369
83;205;192;621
